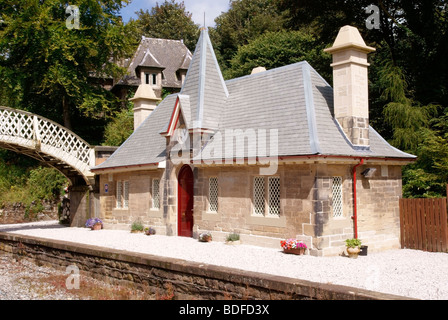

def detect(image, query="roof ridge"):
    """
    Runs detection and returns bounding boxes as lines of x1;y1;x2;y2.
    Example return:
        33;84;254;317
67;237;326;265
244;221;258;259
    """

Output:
141;36;186;44
225;61;310;84
302;63;321;155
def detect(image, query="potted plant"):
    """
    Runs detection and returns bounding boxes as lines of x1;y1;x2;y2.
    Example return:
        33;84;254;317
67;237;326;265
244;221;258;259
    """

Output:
131;219;144;233
225;232;241;245
85;218;103;231
198;231;212;242
144;227;156;236
345;238;362;259
280;239;307;255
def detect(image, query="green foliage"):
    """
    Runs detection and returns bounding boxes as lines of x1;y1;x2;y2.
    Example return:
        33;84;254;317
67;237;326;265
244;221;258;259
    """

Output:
102;106;134;146
0;152;67;208
0;0;133;140
131;0;200;51
224;30;331;80
27;167;67;201
345;238;362;248
131;219;144;232
210;0;288;70
226;232;240;242
378;57;445;197
402;114;448;198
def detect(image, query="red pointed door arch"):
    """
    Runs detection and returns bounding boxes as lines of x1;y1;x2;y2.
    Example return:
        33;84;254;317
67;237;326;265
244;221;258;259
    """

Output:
178;165;194;237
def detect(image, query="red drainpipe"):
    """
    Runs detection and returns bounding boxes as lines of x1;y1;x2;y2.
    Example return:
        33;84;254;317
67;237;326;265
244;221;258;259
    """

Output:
352;158;365;239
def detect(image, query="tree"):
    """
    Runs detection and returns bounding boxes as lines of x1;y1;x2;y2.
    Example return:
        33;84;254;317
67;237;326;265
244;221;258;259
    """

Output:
0;0;132;140
131;0;200;51
403;115;448;198
210;0;288;70
224;30;331;80
102;105;134;146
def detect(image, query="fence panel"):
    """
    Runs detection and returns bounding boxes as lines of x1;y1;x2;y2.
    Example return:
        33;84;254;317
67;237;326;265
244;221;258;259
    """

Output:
400;197;448;253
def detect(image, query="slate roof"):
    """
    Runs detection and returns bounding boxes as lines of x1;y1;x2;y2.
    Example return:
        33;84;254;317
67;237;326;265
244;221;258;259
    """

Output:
94;29;415;172
116;37;192;89
95;94;177;170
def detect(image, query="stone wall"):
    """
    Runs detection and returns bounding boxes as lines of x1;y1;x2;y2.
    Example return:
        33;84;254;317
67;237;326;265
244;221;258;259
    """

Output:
0;232;407;300
311;164;402;256
97;162;403;257
99;169;167;234
195;163;402;256
194;165;315;248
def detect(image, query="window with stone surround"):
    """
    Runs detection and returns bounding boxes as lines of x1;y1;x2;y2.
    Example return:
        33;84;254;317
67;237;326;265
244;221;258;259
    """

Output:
253;176;281;217
116;181;129;209
152;179;160;210
268;177;281;216
116;181;122;208
254;177;266;215
208;177;218;213
123;181;129;208
332;176;343;218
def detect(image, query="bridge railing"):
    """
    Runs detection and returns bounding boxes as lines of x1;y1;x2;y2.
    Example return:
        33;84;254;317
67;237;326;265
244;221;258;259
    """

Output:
0;106;95;181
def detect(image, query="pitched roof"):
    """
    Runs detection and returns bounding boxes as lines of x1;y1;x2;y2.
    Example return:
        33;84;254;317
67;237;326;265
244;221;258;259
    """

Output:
93;94;177;171
116;37;192;89
196;61;415;162
94;28;415;172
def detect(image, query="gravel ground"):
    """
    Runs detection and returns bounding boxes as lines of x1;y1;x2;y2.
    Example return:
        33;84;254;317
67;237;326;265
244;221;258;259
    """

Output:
0;252;81;300
1;221;448;300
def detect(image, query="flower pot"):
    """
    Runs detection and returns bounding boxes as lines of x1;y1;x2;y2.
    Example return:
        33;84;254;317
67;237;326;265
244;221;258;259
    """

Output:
91;223;102;231
145;229;156;236
282;248;306;255
347;246;361;259
199;235;212;242
359;245;368;256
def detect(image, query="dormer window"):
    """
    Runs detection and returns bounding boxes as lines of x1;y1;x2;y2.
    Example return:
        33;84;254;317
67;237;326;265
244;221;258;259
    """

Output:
145;73;157;86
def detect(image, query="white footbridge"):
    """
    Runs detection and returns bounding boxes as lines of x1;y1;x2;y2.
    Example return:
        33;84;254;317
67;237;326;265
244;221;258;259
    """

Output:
0;106;96;186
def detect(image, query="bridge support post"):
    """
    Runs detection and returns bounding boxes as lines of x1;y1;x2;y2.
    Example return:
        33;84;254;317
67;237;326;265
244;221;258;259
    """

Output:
69;184;100;227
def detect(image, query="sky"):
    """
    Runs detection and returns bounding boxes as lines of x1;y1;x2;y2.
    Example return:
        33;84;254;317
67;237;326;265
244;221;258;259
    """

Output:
119;0;231;27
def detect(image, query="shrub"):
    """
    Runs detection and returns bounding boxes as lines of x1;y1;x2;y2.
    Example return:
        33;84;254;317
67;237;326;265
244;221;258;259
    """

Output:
226;232;240;242
131;219;144;232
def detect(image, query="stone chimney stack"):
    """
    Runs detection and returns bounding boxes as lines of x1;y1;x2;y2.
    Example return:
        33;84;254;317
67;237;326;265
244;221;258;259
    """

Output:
129;84;161;130
324;26;375;147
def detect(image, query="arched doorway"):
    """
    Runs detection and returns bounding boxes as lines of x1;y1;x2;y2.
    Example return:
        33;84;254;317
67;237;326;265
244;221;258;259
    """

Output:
178;165;194;237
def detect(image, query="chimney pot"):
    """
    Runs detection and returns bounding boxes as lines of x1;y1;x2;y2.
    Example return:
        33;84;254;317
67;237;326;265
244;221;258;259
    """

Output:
251;66;266;75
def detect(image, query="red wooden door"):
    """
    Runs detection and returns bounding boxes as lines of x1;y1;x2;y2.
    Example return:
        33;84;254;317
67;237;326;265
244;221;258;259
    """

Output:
178;165;194;237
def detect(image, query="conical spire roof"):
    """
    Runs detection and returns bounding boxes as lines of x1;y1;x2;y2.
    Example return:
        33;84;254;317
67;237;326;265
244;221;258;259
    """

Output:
180;28;228;130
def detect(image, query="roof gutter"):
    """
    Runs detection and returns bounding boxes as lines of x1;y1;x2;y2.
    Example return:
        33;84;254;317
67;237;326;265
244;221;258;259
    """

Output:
91;162;160;174
190;154;416;166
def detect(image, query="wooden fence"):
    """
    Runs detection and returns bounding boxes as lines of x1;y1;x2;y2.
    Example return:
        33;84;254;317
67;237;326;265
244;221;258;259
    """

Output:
399;193;448;252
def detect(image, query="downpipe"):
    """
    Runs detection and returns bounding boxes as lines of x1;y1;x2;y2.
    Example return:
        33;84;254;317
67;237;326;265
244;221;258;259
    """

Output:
352;158;365;239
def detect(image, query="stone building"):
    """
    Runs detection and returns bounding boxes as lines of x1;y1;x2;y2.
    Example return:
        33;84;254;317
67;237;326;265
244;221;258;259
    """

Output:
111;36;193;103
91;26;415;256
